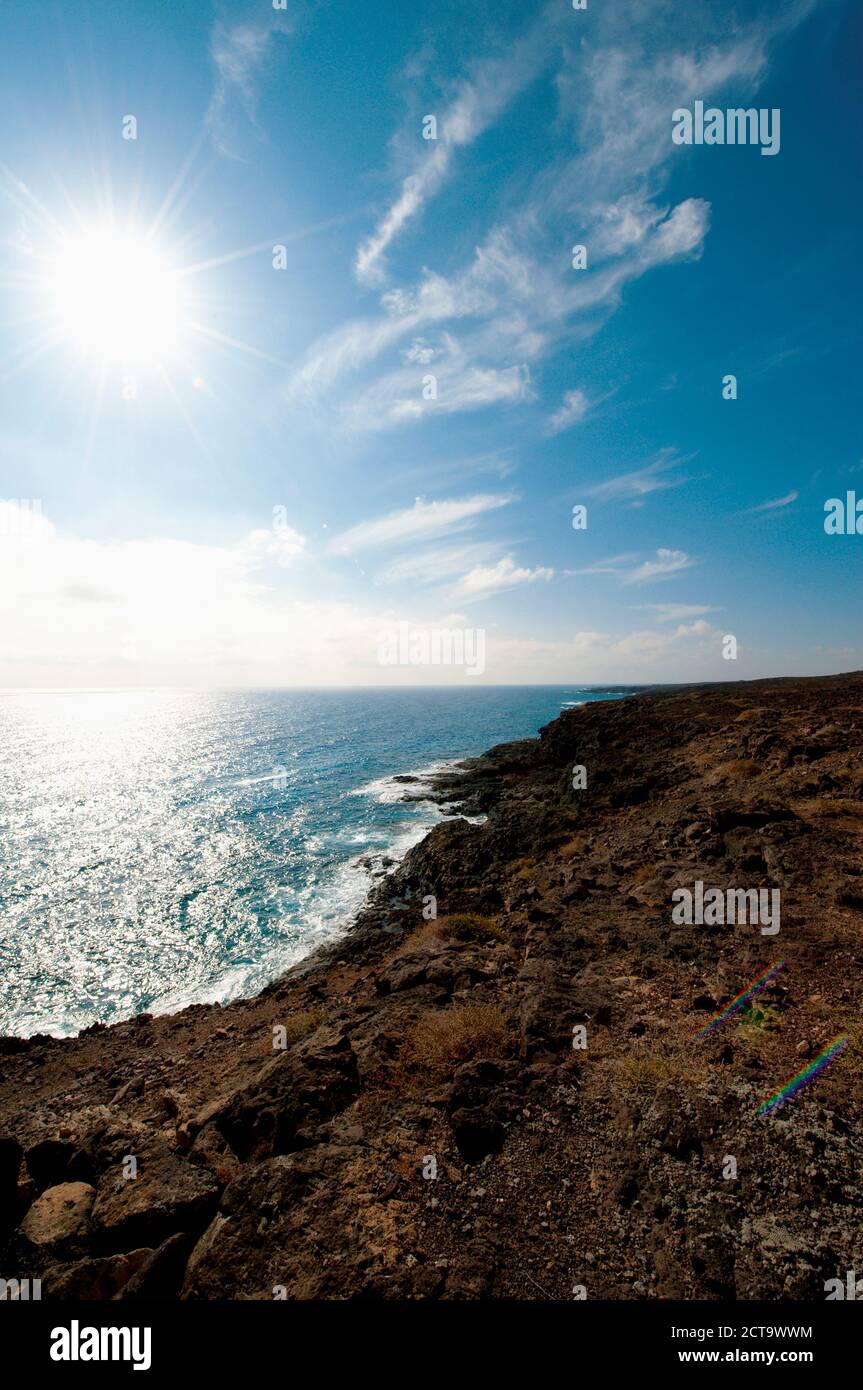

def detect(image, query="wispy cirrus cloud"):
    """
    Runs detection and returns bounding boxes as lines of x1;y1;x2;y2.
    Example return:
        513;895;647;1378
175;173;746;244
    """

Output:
635;602;718;623
207;4;295;151
289;205;709;431
747;489;798;513
585;450;691;502
577;548;695;586
624;549;695;585
376;541;495;587
354;20;551;285
372;535;554;607
328;493;511;555
286;0;817;446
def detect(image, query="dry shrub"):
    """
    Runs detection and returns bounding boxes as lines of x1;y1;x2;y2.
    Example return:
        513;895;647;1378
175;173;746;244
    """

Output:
440;913;507;944
399;914;506;953
615;1045;708;1093
407;1003;512;1072
560;835;589;862
280;1006;327;1047
631;863;660;885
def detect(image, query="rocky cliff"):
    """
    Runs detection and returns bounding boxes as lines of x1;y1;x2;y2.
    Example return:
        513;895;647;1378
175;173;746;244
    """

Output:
1;673;862;1300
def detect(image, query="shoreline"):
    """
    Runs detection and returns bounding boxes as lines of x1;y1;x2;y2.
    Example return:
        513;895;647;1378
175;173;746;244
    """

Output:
2;671;861;1301
1;688;605;1043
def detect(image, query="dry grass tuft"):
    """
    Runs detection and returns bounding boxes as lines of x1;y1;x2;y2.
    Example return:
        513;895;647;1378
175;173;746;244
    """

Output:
440;913;508;944
615;1044;708;1093
631;863;660;885
560;835;589;862
399;914;507;953
407;1003;512;1072
280;1006;327;1047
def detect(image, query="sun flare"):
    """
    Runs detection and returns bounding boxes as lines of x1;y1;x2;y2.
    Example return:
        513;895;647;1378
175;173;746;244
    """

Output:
48;227;183;364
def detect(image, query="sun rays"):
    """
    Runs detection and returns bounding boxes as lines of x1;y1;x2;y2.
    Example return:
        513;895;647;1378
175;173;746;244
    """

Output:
0;149;289;460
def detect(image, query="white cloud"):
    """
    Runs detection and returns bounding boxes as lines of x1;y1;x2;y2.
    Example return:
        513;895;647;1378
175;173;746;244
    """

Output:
451;555;554;601
638;198;710;266
0;502;487;687
328;493;511;555
635;603;718;623
286;0;819;444
0;503;847;688
576;547;695;585
402;339;437;365
207;6;294;149
545;388;590;436
377;541;495;587
590;194;665;258
748;489;798;513
487;616;727;682
624;548;694;585
354;26;549;285
573;552;640;578
289;202;710;433
382;363;533;428
586;450;690;502
239;524;307;567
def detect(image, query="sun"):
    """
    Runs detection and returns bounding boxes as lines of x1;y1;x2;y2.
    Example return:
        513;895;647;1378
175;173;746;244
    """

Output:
2;159;289;459
48;227;183;365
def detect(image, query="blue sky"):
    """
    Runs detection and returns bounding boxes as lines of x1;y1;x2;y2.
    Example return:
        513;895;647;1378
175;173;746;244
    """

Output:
0;0;860;686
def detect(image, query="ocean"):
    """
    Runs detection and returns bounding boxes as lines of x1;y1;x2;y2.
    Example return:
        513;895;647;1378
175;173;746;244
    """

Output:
0;685;636;1037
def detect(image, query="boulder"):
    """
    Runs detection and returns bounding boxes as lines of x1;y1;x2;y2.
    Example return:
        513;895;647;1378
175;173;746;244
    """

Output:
90;1137;219;1252
25;1137;77;1191
119;1232;190;1300
45;1248;153;1299
20;1181;95;1247
215;1026;359;1162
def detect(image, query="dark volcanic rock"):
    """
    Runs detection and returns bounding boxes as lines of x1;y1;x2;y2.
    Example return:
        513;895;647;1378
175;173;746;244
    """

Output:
1;671;862;1301
215;1025;360;1162
90;1137;219;1252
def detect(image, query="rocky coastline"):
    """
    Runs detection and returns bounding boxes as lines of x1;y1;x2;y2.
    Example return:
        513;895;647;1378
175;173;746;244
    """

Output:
2;672;862;1300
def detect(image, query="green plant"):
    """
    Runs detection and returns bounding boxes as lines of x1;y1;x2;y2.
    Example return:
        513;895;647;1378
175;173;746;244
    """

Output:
737;1002;782;1047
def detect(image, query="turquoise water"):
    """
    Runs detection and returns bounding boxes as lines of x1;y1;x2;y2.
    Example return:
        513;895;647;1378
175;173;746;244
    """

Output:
0;686;635;1037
